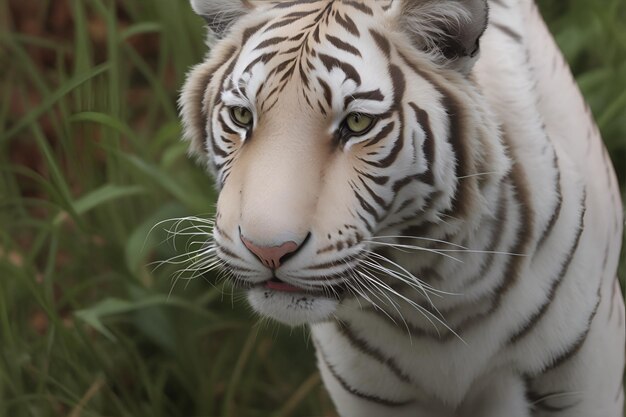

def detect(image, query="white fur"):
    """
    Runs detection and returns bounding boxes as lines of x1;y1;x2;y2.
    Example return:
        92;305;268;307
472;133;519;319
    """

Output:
247;288;339;326
180;1;625;416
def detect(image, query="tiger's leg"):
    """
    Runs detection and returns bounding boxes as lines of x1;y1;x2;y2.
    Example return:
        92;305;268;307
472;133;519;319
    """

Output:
527;279;625;417
461;370;532;417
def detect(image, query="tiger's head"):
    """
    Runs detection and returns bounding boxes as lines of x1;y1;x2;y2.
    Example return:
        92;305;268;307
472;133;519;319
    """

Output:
180;0;508;326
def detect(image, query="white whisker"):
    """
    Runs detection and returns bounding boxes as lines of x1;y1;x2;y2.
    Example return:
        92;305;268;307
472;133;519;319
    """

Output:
364;240;464;263
457;171;498;180
357;270;467;344
367;239;525;257
371;235;468;249
355;270;416;342
363;250;459;297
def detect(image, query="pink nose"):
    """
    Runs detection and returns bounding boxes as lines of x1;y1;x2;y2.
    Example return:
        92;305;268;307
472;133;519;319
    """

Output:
241;236;300;269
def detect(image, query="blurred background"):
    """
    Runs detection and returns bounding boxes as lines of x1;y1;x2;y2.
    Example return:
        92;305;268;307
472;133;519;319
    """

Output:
0;0;624;416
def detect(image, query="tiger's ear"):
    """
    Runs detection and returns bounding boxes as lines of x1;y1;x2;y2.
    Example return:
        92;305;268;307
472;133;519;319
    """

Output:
388;0;489;74
190;0;255;39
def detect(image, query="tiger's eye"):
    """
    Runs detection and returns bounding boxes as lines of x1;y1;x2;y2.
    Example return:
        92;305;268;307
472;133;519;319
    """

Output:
345;113;374;135
230;106;253;128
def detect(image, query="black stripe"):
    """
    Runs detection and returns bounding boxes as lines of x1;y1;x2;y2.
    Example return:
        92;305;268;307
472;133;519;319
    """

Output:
342;0;373;15
542;293;601;372
219;117;237;135
268;58;292;78
392;174;420;193
508;190;586;344
217;246;244;261
193;45;237;152
281;9;317;19
262;82;282;107
345;89;385;109
355;169;389;186
399;51;475;219
472;131;535;317
536;152;562;249
317;77;333;108
253;36;288;50
417;132;535;339
209;49;241;175
441;93;472;218
335;12;359;36
315;339;414;407
317;99;327;116
272;0;321;10
243;51;278;74
305;254;362;270
354;188;381;221
223;264;256;274
363;121;394;148
369;29;391;58
242;20;270;44
366;136;403;168
395;198;415;214
318;53;362;85
301;61;313;88
409;102;435;186
265;17;302;31
326;34;361;57
357;176;389;211
212;136;231;159
463;180;509;288
364;64;404;168
608;278;619;322
357;210;374;233
214;223;232;242
491;22;523;43
335;321;413;384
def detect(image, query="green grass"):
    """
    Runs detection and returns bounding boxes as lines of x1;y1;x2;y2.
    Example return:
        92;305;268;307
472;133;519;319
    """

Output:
0;1;624;416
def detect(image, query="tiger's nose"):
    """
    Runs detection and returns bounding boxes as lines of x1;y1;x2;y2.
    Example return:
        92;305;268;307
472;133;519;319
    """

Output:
240;233;308;269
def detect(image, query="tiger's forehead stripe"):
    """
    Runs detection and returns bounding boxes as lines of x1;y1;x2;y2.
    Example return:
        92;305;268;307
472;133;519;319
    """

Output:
242;19;271;44
369;28;392;58
226;0;394;114
326;35;361;57
318;54;361;86
334;12;359;36
341;0;373;15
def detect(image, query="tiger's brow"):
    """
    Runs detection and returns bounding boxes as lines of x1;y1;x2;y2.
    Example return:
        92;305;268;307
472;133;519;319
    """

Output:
343;89;387;109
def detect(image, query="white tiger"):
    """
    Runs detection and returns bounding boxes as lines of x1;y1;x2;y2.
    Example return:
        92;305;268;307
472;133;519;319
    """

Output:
180;0;625;415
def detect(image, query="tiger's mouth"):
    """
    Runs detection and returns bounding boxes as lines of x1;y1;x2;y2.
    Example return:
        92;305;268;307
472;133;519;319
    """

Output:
262;277;306;293
247;282;343;326
254;276;345;298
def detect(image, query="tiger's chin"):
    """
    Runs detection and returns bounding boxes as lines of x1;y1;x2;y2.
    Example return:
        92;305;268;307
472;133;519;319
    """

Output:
247;287;340;327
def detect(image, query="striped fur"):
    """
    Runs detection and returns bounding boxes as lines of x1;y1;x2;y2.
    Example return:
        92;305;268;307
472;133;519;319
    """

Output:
180;1;625;416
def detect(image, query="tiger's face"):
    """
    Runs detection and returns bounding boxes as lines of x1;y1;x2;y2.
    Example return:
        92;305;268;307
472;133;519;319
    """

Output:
181;0;498;326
